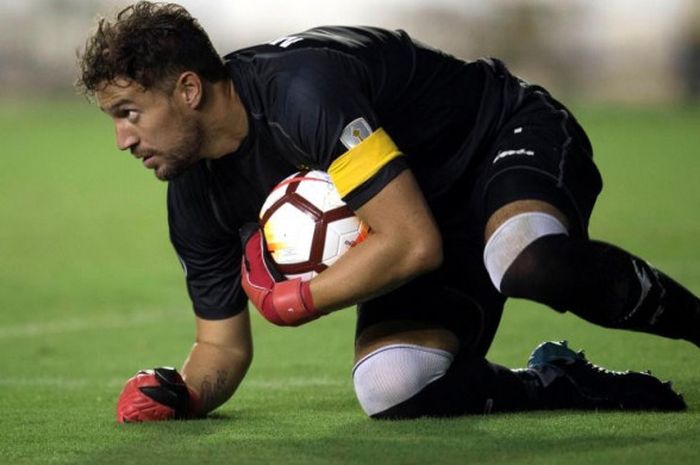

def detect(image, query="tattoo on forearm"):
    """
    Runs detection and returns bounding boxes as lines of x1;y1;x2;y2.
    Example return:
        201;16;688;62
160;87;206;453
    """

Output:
199;369;229;409
199;378;213;407
215;369;227;391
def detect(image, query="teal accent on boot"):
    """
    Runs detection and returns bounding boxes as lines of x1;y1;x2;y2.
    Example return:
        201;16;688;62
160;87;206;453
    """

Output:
527;340;582;368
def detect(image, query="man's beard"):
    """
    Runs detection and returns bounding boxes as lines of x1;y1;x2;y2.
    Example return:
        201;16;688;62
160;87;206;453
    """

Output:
155;119;204;181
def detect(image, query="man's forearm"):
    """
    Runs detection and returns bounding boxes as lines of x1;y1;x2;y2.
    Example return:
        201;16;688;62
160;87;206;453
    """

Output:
181;340;252;415
310;170;443;312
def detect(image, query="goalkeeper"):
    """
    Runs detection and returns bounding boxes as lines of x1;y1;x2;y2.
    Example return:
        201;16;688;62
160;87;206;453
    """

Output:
76;2;698;421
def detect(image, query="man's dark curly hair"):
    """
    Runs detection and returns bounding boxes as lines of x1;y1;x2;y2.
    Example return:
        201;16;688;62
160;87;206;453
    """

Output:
77;1;227;96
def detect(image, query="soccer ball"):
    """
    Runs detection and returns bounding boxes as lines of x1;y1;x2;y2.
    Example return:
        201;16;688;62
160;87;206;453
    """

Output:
259;170;369;281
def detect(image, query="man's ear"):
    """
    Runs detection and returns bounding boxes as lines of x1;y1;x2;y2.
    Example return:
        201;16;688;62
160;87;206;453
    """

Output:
174;71;203;109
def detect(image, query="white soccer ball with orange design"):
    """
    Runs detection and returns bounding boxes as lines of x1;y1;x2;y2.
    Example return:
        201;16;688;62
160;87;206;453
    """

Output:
259;170;369;281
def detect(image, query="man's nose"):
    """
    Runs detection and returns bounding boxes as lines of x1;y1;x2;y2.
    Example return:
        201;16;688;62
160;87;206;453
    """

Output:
115;123;139;151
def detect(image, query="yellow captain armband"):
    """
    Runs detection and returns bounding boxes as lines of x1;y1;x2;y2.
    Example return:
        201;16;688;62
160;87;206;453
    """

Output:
328;128;403;198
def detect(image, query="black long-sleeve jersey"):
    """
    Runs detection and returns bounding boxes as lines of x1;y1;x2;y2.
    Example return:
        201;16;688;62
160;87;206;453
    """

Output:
168;26;528;320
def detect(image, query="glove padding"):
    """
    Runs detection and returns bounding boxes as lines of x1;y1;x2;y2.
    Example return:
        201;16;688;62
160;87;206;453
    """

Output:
240;223;322;326
116;367;200;423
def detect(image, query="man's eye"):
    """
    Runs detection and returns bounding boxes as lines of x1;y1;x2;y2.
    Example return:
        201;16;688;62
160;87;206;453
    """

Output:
118;109;138;121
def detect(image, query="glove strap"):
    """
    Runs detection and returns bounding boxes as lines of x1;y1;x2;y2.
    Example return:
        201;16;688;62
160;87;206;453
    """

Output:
270;279;317;326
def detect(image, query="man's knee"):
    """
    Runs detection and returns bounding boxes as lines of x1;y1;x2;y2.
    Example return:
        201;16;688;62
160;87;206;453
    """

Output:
352;343;454;418
483;207;569;293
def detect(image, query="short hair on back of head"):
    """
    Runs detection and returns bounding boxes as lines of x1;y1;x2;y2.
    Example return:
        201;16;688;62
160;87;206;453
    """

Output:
76;1;227;96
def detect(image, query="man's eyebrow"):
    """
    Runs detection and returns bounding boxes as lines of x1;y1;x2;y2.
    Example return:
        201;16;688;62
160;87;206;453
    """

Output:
100;98;135;114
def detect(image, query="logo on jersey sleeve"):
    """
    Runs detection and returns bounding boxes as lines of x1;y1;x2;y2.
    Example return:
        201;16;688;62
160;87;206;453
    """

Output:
340;117;373;150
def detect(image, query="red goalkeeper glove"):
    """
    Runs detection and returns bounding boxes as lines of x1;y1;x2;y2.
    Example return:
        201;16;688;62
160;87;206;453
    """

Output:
116;367;201;423
240;223;322;326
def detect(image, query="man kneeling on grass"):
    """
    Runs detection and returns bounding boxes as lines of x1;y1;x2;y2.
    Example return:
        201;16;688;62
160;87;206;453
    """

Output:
76;2;698;421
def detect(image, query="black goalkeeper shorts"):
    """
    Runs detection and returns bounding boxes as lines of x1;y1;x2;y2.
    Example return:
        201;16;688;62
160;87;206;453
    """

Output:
355;88;603;357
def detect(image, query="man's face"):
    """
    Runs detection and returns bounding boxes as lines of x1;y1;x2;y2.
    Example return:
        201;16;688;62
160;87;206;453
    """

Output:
96;79;203;181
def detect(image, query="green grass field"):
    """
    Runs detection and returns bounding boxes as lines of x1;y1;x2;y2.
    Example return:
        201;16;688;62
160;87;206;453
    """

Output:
1;100;698;465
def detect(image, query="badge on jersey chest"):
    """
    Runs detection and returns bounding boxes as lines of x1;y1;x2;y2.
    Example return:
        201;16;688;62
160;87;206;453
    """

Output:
340;117;373;150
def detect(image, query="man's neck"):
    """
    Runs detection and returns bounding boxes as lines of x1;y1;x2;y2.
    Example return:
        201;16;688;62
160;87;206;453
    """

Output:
201;79;249;159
